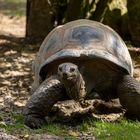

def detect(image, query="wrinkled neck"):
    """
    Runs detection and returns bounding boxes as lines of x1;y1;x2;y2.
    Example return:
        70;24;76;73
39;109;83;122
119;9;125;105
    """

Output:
62;73;86;101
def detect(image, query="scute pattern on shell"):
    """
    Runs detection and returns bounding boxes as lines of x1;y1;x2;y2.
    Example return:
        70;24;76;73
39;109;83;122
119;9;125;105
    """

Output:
31;19;133;93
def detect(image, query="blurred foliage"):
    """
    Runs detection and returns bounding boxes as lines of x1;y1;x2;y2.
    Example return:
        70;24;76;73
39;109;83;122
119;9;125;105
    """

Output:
127;0;140;46
54;0;139;46
0;0;140;46
56;0;119;23
25;0;132;44
0;0;26;16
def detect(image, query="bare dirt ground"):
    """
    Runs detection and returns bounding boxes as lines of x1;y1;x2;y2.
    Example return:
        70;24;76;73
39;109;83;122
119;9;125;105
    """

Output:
0;12;140;139
0;14;39;140
0;14;33;107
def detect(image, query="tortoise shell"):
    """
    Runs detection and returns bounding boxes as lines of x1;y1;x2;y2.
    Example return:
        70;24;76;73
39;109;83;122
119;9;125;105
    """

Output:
32;19;133;92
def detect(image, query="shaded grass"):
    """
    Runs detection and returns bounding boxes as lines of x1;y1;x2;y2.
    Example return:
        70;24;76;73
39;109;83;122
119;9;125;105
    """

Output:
1;112;140;140
0;112;76;139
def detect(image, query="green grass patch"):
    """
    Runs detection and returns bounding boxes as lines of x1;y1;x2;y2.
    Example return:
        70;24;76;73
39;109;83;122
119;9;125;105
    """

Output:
1;112;140;140
92;120;140;140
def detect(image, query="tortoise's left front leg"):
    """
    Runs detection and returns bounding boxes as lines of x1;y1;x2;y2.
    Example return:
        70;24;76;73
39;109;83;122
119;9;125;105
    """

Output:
24;76;65;128
117;75;140;118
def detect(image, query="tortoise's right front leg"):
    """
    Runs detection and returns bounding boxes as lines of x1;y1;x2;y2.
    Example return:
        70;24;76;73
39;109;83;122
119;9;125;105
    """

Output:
24;76;65;128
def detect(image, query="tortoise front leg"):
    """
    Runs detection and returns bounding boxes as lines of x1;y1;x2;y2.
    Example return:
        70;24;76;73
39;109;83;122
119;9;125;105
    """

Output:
24;76;65;128
117;75;140;118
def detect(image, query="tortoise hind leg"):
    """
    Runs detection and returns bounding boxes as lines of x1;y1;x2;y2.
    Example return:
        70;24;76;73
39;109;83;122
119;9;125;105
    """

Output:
24;76;65;128
117;75;140;118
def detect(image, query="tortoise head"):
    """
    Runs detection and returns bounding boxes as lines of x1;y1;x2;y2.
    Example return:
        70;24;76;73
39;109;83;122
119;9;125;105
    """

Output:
58;63;79;82
58;62;86;101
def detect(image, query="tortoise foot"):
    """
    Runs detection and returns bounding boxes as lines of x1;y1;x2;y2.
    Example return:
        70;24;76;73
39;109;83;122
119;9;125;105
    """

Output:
25;115;46;129
117;75;140;117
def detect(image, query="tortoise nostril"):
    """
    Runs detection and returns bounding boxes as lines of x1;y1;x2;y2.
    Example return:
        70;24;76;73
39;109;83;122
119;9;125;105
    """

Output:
63;72;68;78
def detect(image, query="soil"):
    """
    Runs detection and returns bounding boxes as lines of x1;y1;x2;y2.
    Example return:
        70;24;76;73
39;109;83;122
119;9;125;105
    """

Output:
0;13;140;140
0;14;34;108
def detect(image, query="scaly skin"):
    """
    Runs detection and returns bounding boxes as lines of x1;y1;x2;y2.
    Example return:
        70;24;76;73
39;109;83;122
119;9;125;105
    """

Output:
24;76;65;128
117;75;140;118
58;63;86;102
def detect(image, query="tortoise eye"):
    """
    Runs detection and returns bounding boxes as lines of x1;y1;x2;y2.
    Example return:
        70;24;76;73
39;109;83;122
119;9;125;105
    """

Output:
59;67;62;72
70;67;75;72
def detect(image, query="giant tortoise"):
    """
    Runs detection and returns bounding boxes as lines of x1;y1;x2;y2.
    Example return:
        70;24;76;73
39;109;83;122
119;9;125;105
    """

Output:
24;19;140;128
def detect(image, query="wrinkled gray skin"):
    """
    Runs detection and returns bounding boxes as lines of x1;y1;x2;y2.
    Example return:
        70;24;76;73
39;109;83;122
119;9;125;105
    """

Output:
24;20;140;129
58;63;86;102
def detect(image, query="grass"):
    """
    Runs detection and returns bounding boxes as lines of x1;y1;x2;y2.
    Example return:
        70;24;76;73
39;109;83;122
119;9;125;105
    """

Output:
93;120;140;140
0;112;76;139
0;0;26;17
1;112;140;139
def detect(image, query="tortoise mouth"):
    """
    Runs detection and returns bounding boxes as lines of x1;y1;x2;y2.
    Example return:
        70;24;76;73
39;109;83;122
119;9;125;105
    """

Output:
58;72;78;82
62;75;77;82
67;76;75;80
